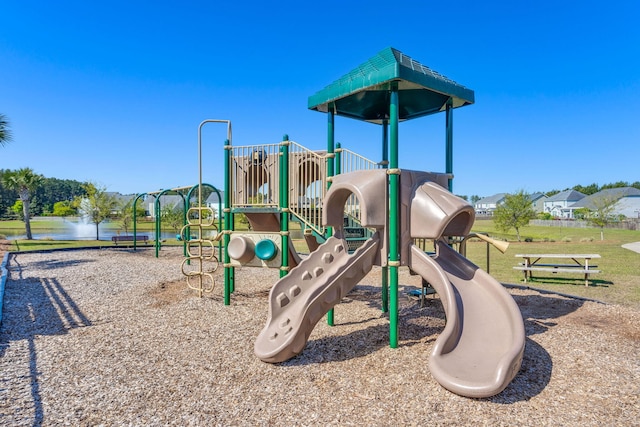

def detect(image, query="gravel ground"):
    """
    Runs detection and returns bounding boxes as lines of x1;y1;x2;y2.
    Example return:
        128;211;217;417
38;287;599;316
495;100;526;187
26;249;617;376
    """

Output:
1;246;638;426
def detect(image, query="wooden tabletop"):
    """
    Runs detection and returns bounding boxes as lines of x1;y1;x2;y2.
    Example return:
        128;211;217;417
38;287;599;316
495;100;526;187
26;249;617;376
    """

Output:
515;254;601;258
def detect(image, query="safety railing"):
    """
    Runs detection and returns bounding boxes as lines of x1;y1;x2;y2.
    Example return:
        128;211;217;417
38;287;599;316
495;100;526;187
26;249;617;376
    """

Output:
288;141;329;235
228;141;380;237
229;143;281;208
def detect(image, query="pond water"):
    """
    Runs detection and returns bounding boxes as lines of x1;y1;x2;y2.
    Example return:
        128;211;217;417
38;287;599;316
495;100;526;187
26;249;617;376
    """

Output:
3;218;182;241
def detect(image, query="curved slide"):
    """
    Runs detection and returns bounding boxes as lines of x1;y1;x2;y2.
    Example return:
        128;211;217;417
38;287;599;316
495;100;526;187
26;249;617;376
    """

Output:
410;240;525;398
255;232;380;363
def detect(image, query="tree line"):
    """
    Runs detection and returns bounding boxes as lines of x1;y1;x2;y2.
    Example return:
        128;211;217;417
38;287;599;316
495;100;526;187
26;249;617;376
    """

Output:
0;167;130;240
1;114;189;241
0;169;87;219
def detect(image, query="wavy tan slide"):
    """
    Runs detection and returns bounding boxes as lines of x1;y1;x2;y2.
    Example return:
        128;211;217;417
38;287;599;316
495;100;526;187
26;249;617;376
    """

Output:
254;168;525;398
254;232;380;363
410;240;525;398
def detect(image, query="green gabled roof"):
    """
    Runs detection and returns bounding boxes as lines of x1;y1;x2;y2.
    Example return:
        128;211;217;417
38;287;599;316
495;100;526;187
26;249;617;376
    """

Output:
308;47;475;124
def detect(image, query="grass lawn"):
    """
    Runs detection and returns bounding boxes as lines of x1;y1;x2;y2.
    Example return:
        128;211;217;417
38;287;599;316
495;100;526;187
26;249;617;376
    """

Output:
3;218;639;308
467;220;640;308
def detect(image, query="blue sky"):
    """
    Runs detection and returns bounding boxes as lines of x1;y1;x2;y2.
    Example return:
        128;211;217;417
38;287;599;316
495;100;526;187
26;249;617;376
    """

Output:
1;1;639;199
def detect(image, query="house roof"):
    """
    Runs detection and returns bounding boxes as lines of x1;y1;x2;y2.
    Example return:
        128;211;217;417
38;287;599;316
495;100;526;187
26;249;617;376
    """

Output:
571;187;640;209
107;192;135;205
205;191;224;204
308;47;475;124
545;189;585;203
529;192;547;202
475;193;507;205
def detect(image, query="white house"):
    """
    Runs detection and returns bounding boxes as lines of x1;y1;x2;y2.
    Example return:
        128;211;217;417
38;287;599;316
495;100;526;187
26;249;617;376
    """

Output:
543;190;586;218
204;191;225;219
474;193;506;216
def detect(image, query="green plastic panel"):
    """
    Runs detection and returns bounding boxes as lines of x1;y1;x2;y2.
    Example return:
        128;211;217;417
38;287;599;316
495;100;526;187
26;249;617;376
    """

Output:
308;47;475;124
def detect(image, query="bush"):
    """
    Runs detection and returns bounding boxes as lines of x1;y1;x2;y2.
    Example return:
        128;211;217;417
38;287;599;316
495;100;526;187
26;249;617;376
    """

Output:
524;237;533;242
561;236;573;242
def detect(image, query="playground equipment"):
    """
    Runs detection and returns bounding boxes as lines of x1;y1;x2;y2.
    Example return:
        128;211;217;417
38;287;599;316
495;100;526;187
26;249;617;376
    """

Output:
188;48;524;398
221;134;380;305
130;183;223;296
133;183;222;256
250;48;525;398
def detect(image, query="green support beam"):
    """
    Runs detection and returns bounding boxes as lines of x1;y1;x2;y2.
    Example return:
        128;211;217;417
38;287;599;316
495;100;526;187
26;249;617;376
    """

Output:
223;140;233;304
388;83;400;348
326;107;335;326
446;98;454;192
280;135;290;279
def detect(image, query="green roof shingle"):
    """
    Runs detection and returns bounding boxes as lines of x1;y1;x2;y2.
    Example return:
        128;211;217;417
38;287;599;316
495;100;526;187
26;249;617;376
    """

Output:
308;47;475;124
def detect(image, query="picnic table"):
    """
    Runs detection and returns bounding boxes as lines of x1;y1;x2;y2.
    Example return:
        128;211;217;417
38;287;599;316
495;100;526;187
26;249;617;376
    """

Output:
514;253;601;287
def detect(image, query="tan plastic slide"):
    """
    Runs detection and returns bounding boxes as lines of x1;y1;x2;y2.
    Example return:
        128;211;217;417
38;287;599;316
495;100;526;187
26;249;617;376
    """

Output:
410;241;525;398
254;168;524;398
254;232;380;363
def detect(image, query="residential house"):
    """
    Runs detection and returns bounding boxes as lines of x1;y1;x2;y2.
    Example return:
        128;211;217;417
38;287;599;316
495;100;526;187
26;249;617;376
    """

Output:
474;193;506;216
146;194;184;218
571;187;640;218
613;194;640;219
529;192;548;213
543;190;586;218
204;191;225;219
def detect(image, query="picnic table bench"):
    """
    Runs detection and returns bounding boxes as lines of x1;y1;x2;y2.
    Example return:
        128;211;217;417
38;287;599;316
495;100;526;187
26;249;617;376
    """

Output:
111;235;149;245
514;253;601;286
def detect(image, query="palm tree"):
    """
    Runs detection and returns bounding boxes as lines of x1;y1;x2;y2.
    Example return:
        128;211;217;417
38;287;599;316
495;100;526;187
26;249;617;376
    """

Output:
0;114;12;146
1;168;43;239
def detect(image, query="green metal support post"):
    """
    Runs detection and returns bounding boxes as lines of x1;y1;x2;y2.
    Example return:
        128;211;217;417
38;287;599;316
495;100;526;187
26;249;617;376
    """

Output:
389;83;400;348
446;98;453;192
154;189;185;258
132;193;147;251
223;140;234;304
154;192;163;258
280;135;290;279
381;120;389;313
326;107;335;326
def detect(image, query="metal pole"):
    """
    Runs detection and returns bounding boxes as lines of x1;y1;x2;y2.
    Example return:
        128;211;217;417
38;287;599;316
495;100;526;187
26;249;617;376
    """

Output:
486;241;490;274
389;83;400;348
381;120;389;313
196;120;232;302
446;98;454;192
326;106;335;326
280;135;289;279
224;139;233;304
132;193;146;251
154;193;162;258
